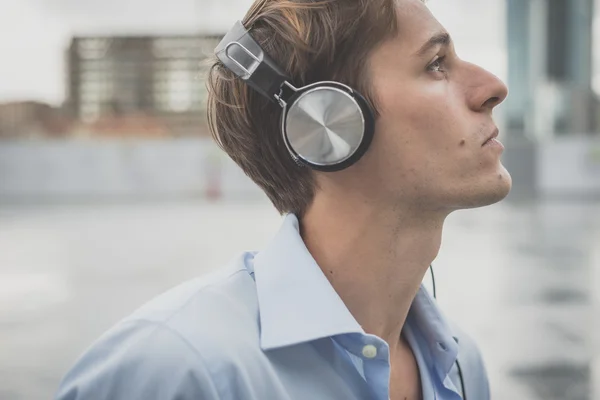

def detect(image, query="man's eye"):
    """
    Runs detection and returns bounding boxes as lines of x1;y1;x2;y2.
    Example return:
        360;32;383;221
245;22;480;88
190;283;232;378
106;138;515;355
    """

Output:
427;56;446;73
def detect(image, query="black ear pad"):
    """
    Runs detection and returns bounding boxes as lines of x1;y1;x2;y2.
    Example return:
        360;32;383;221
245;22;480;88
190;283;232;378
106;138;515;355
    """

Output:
281;82;376;172
336;85;376;172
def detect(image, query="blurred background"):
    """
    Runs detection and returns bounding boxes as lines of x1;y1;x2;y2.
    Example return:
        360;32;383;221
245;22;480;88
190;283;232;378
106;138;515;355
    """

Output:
0;0;599;399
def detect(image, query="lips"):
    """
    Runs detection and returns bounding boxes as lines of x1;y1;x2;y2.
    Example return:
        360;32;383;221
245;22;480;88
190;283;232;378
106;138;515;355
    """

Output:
482;128;499;146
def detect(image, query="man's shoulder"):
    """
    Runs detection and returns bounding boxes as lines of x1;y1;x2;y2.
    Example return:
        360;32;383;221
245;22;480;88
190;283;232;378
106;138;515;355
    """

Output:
128;252;256;318
56;253;263;399
123;252;261;349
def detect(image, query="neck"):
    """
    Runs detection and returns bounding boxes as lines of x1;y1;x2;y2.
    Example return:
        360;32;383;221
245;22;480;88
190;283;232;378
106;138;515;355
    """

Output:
301;194;447;355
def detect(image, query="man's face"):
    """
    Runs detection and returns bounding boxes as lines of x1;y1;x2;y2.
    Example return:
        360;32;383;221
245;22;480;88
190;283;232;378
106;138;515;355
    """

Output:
352;0;511;212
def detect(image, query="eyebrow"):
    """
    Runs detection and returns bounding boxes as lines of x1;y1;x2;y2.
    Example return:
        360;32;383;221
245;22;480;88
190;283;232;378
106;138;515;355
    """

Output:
414;32;451;57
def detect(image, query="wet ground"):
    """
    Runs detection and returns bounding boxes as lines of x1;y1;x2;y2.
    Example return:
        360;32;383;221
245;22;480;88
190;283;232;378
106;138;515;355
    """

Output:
0;198;598;399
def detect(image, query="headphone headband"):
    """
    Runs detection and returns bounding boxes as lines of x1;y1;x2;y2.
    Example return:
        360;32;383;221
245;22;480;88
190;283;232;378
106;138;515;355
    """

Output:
215;21;290;103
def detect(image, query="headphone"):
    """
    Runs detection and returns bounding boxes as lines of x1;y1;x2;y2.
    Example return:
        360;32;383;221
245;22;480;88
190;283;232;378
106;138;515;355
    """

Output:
215;21;376;172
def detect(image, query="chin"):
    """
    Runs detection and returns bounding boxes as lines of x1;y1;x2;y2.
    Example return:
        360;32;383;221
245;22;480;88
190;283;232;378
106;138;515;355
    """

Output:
448;167;513;211
471;167;513;208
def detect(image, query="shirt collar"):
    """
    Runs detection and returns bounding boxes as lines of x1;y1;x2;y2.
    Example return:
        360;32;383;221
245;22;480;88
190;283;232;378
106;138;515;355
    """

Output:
408;286;460;380
252;212;460;378
252;214;363;351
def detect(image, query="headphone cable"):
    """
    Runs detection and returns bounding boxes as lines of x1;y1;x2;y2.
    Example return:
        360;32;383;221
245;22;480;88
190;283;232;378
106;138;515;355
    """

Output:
429;264;437;299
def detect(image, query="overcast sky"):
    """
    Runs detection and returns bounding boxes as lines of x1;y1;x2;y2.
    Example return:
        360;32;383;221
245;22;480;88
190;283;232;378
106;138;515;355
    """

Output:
0;0;597;105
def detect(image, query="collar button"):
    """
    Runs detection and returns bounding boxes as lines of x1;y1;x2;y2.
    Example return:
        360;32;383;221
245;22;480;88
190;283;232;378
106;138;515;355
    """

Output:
362;344;378;359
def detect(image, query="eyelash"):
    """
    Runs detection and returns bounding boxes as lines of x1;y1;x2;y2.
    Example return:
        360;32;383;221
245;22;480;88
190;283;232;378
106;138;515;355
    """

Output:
427;56;447;74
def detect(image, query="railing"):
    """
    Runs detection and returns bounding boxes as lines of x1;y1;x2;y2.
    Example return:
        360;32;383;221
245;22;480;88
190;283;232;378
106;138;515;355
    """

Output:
0;138;263;202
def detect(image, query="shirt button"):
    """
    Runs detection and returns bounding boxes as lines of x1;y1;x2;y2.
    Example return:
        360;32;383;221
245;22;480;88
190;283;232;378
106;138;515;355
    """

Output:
362;344;378;359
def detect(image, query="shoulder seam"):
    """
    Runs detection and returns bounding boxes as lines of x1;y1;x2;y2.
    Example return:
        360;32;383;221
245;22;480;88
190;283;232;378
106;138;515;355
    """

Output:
128;267;248;326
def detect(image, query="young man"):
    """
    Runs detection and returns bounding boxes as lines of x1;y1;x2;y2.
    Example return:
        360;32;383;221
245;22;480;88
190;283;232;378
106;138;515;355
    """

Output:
56;0;509;399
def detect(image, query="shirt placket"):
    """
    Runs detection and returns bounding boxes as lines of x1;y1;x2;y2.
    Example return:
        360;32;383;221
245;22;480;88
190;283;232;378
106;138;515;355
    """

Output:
337;334;392;400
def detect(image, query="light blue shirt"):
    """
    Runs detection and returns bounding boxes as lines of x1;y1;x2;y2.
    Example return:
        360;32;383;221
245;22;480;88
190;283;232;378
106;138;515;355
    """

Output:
56;214;489;400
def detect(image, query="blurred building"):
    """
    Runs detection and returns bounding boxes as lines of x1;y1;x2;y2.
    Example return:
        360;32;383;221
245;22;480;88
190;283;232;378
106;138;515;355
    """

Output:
65;34;222;137
506;0;598;139
0;101;71;139
69;113;172;139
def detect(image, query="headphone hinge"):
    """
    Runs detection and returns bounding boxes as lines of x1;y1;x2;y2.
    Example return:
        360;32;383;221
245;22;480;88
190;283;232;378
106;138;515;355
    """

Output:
274;81;298;108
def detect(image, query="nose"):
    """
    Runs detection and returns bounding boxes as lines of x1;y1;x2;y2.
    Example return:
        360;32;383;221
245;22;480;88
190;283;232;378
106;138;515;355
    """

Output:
464;62;508;113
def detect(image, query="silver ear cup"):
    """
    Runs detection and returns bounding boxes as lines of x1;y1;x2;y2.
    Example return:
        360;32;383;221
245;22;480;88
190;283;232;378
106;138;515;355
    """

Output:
284;86;365;166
